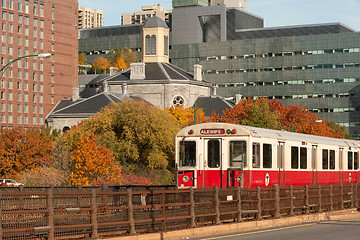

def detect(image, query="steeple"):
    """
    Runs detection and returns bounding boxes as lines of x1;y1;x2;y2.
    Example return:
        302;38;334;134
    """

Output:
142;16;170;63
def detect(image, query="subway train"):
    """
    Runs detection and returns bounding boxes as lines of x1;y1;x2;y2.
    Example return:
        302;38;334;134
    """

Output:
175;123;360;188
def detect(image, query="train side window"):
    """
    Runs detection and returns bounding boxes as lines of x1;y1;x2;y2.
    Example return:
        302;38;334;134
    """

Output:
179;141;196;167
322;149;329;169
208;139;220;168
263;143;272;168
300;147;307;169
348;151;353;170
291;147;299;169
230;141;247;168
329;150;336;169
252;143;260;168
355;152;359;170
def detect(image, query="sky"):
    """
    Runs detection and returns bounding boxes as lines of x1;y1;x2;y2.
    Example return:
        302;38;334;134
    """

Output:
78;0;360;31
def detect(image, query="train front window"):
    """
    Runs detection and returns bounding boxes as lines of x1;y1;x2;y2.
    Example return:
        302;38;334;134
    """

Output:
230;141;247;168
179;141;196;167
252;143;260;168
208;139;220;168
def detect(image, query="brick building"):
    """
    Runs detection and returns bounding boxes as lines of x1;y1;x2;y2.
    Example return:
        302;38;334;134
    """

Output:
1;0;78;129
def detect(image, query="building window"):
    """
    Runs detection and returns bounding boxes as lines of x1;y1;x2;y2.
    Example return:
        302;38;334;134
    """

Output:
172;96;184;107
164;36;168;55
24;0;29;13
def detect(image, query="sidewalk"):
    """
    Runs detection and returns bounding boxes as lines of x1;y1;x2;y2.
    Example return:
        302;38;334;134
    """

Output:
108;208;360;240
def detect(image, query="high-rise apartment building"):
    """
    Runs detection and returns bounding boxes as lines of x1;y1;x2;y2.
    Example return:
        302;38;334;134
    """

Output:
121;5;171;25
78;7;103;29
1;0;78;129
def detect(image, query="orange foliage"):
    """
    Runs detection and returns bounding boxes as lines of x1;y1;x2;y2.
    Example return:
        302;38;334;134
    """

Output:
0;128;53;178
165;106;206;127
114;57;127;70
92;57;110;73
68;134;123;186
211;98;347;138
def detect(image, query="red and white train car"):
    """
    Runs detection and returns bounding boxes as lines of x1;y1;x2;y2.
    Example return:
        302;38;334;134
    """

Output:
175;123;360;188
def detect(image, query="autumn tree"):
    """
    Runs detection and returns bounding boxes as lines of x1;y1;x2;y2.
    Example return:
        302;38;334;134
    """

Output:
68;134;122;186
0;128;53;179
166;106;206;127
106;48;138;69
114;56;127;70
92;57;110;74
211;98;348;138
78;52;87;65
72;99;181;184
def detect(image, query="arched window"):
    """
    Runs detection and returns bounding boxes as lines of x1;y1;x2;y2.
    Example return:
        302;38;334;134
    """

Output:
145;35;151;55
151;35;156;55
164;36;168;55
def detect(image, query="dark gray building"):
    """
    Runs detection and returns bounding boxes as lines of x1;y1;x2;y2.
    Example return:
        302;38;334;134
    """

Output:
78;1;360;138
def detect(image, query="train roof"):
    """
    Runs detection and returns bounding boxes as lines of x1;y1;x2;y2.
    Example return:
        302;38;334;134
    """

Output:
176;123;359;148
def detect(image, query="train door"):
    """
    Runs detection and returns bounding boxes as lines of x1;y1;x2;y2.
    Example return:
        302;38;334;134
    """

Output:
204;138;222;188
339;148;344;184
177;139;197;188
312;145;318;185
277;142;285;186
227;140;247;188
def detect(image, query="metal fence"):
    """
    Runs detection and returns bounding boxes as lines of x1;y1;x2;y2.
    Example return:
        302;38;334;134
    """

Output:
0;184;359;240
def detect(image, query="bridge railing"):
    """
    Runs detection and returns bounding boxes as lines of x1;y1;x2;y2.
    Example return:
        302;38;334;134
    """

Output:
0;184;359;240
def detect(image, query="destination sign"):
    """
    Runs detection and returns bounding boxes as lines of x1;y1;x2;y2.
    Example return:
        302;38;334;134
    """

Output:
200;129;225;135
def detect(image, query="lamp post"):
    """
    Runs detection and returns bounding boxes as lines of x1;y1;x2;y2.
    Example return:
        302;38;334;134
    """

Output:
194;97;233;124
1;53;52;79
291;119;323;132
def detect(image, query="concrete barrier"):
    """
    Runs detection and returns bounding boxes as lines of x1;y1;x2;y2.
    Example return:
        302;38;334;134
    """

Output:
109;208;360;240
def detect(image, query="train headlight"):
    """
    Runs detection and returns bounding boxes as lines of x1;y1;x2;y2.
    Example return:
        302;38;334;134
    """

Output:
188;130;194;135
182;175;189;183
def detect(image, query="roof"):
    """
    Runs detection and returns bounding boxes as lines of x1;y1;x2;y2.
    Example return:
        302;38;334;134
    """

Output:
79;74;109;98
233;22;355;40
143;16;169;29
104;62;211;86
47;92;141;118
177;123;359;147
194;96;234;117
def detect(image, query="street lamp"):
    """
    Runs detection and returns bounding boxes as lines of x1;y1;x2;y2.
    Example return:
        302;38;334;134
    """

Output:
291;119;323;132
194;96;233;124
1;53;52;79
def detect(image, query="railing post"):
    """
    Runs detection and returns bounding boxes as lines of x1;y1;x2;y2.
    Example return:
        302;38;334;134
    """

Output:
160;191;166;232
127;188;136;235
318;185;322;213
214;187;220;225
341;184;344;210
77;185;82;208
351;183;354;208
101;183;108;214
47;186;55;240
305;185;310;214
91;188;98;239
330;185;334;211
256;186;262;220
189;187;196;228
0;191;3;240
236;187;242;222
290;186;294;216
19;185;24;210
274;184;280;218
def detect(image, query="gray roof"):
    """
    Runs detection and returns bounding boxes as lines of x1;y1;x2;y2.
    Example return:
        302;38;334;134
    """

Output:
79;74;109;98
47;92;141;118
232;22;355;40
143;16;169;29
104;62;211;86
194;96;234;117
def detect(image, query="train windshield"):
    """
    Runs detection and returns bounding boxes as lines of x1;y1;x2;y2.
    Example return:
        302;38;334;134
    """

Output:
230;141;247;168
179;141;196;167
